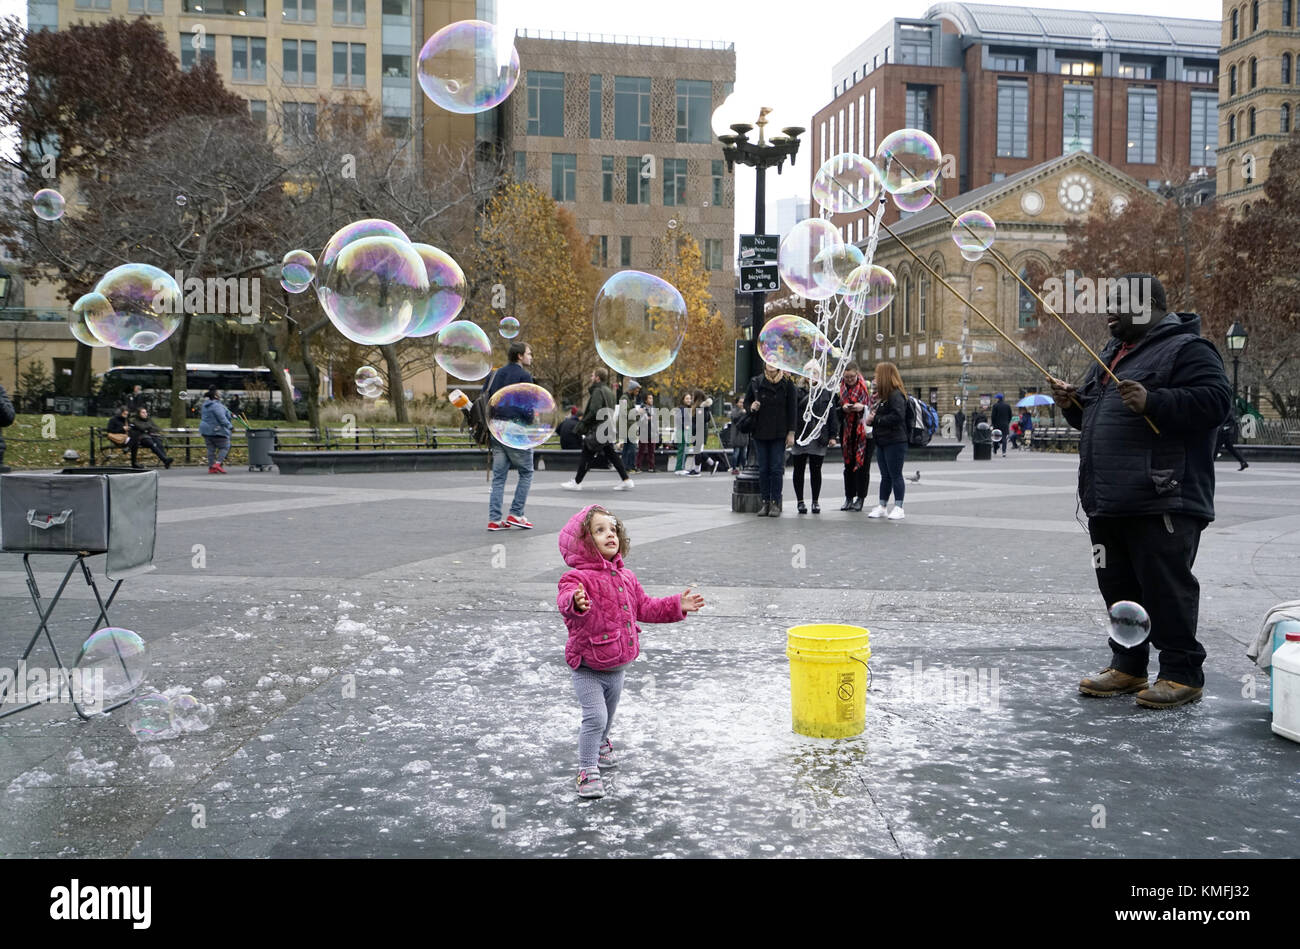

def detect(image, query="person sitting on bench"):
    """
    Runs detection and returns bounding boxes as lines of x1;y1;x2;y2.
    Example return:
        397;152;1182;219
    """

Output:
106;406;131;450
128;407;172;469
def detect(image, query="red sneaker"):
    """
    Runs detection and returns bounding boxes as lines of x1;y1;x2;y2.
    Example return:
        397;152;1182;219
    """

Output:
505;514;534;529
208;465;220;474
487;521;511;531
214;462;228;473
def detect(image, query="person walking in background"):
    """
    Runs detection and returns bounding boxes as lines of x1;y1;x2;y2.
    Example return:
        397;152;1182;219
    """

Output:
486;341;536;531
128;407;173;470
1216;409;1249;471
0;382;15;471
728;393;751;474
744;360;798;517
635;392;658;472
866;362;907;520
619;379;641;473
563;367;634;492
199;388;234;473
672;390;702;476
557;406;583;450
838;363;873;511
990;393;1013;456
954;406;965;441
678;389;713;476
791;377;838;514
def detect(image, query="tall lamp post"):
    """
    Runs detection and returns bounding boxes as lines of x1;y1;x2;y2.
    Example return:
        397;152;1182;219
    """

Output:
1226;321;1248;410
719;108;802;513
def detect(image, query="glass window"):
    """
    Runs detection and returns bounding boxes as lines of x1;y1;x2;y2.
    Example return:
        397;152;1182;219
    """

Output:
919;277;928;332
180;33;216;72
526;71;564;137
232;37;266;82
249;100;267;126
902;280;911;335
1249;106;1256;136
382;52;409;78
592;235;609;268
551;153;576;202
990;53;1026;71
334;0;365;25
333;43;365;87
1190;91;1216;164
1229;113;1237;142
129;0;165;12
1230;65;1237;96
601;156;614;202
283;39;316;84
1018;268;1037;328
1118;62;1152;80
1284;104;1292;133
589;75;602;138
676;79;712;143
1183;66;1214;83
663;158;687;206
381;0;408;13
283;0;316;21
382;115;409;137
703;238;723;271
712;159;724;207
1250;57;1258;88
1126;88;1158;164
1062;83;1093;153
1252;0;1259;30
905;86;932;134
513;151;527;180
620;236;632;268
283;102;316;144
996;79;1028;158
1058;59;1098;77
626;156;649;204
1286;0;1293;26
614;76;651;141
1231;9;1239;39
1285;54;1293;85
899;27;932;65
992;172;1006;181
182;0;266;12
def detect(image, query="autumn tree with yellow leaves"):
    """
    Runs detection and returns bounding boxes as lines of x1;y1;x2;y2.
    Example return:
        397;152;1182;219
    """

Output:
656;226;737;396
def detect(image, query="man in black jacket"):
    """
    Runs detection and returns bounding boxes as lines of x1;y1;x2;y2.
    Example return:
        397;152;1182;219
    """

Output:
989;394;1013;455
744;362;798;516
562;367;633;491
1051;274;1231;709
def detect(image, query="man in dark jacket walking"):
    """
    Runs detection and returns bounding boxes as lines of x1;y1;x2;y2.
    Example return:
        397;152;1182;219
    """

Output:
990;393;1013;455
562;367;633;491
485;341;536;530
1051;274;1231;709
744;362;798;516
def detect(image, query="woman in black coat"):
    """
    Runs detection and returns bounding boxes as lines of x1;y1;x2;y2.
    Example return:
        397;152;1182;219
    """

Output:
865;362;909;519
743;363;798;517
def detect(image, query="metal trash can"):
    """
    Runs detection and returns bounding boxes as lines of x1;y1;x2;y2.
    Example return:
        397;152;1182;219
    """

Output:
247;429;276;471
972;422;992;461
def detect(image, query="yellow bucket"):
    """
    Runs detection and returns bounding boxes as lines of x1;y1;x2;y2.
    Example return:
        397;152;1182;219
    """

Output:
786;624;871;738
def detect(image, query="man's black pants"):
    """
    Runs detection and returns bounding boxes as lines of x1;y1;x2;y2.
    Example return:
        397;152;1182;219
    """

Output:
1088;514;1207;687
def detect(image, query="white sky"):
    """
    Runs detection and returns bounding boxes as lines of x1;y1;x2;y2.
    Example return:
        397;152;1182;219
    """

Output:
1;0;1224;229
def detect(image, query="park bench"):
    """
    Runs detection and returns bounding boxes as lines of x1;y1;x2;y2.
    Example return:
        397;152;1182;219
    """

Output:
89;426;331;465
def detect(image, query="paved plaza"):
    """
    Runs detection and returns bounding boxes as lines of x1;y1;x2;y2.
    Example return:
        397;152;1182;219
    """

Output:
0;446;1297;858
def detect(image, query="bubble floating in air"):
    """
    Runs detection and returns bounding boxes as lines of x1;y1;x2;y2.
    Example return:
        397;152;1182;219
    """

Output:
1108;600;1152;648
404;243;466;338
75;628;147;703
89;264;183;352
592;271;687;378
32;188;65;221
417;20;520;115
316;235;428;345
951;210;996;255
811;153;882;214
875;128;944;195
842;264;897;317
498;316;520;339
488;383;558;449
280;249;317;293
435;320;493;381
69;293;112;348
778;218;843;302
758;315;837;380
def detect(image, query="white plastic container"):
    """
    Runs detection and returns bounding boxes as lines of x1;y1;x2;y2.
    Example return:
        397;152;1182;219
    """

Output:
1272;633;1300;743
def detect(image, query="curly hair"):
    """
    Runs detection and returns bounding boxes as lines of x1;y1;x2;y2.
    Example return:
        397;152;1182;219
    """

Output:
582;505;630;558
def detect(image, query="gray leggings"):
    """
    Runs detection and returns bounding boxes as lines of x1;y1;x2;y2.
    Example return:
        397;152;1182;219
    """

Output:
571;664;625;770
204;434;231;466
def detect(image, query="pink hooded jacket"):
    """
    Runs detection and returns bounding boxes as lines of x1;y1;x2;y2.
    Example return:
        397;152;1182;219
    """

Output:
557;504;686;670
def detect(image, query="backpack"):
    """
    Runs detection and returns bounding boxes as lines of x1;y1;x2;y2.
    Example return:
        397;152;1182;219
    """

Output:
906;396;934;447
466;369;496;447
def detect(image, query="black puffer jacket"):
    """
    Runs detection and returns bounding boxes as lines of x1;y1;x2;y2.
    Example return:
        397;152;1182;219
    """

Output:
744;373;798;441
1062;312;1231;521
871;389;909;445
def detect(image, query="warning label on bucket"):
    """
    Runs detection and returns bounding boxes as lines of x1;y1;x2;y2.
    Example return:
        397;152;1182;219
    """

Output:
837;672;856;720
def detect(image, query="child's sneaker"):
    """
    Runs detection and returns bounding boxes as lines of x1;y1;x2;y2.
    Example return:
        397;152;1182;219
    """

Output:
598;739;617;769
576;769;604;798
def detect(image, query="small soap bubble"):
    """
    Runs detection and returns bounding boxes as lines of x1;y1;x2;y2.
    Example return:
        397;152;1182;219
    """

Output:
592;271;687;377
435;320;492;381
75;628;146;702
170;693;215;733
758;315;836;380
875;128;944;195
280;249;317;293
842;264;897;317
32;188;65;221
951;210;996;255
778;218;842;302
488;383;558;449
1108;600;1152;648
355;365;381;389
893;188;934;213
960;247;985;263
875;333;885;343
88;264;183;351
498;316;520;339
405;243;466;338
991;428;1003;442
175;194;188;207
69;294;112;348
812;153;882;214
417;19;520;114
127;693;178;742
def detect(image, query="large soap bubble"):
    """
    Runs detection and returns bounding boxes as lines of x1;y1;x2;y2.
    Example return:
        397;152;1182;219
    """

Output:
33;188;65;221
69;293;112;348
127;692;178;741
405;243;466;338
778;218;843;301
758;315;837;379
812;153;883;214
843;264;897;316
894;188;935;213
417;19;520;115
281;249;317;293
488;383;558;449
318;219;411;288
317;236;428;345
875;128;944;195
951;210;996;255
1108;600;1151;648
592;271;687;377
435;320;492;381
88;264;183;352
75;628;146;704
813;243;864;296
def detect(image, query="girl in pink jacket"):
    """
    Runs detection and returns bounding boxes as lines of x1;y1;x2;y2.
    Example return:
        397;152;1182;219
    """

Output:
557;503;704;799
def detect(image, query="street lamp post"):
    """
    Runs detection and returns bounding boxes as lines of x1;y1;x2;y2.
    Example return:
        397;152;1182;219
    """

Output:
1226;321;1248;409
719;109;802;513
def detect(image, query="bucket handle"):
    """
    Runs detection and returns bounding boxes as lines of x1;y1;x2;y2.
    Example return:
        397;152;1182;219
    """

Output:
849;653;871;688
27;509;73;529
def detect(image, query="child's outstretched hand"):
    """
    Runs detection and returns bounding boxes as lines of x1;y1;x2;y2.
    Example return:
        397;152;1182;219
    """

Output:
573;583;590;613
680;588;705;613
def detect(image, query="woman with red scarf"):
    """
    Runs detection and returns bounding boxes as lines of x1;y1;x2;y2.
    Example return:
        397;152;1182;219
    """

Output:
838;364;874;511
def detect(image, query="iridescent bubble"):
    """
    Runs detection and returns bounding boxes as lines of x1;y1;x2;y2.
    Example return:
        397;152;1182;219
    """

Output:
317;219;411;288
126;692;177;741
281;249;317;293
893;188;934;213
778;218;843;301
758;315;836;379
69;293;112;348
404;243;466;338
498;316;520;339
991;428;1003;443
875;128;944;195
843;265;897;317
960;247;985;263
89;264;183;351
1108;600;1152;648
488;383;558;449
812;243;864;296
316;236;428;345
170;693;215;733
435;320;492;381
875;333;885;343
358;381;383;400
951;210;996;254
175;194;188;207
75;628;146;703
417;19;520;115
592;271;688;377
32;188;65;221
811;153;883;214
355;365;381;389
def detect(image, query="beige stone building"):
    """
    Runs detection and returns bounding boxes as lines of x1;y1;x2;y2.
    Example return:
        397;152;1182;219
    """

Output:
1216;0;1300;209
504;31;737;326
864;150;1158;410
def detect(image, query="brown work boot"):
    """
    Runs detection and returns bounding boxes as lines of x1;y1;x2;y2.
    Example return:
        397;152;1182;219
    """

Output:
1135;679;1204;709
1079;667;1149;697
